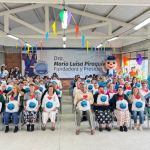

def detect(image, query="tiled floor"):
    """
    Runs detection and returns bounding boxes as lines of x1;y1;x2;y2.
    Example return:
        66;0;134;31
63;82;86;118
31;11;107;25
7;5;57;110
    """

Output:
0;92;150;150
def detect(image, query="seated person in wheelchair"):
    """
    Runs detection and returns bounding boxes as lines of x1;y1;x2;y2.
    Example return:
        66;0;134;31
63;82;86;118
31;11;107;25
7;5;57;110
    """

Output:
3;85;21;133
110;86;130;132
74;83;95;135
23;83;41;132
41;84;60;131
129;86;145;131
93;86;112;132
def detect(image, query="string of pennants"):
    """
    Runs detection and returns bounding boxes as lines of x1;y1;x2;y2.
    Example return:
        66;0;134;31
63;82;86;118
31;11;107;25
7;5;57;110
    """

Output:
15;5;115;56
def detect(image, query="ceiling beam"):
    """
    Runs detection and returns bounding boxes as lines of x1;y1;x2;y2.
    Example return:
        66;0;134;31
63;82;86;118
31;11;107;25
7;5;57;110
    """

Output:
57;22;109;35
9;15;45;34
92;5;117;32
0;34;148;40
0;4;43;17
4;14;9;33
45;6;49;32
78;4;87;26
0;0;150;6
51;5;135;28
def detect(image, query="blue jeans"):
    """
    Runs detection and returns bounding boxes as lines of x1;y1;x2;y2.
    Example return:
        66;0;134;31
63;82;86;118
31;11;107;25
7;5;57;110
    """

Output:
3;112;19;126
132;111;144;124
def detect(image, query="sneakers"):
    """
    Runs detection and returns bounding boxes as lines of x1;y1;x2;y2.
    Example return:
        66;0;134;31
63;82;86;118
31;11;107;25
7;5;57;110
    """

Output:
134;126;137;130
123;126;128;132
76;129;80;135
99;127;103;132
31;124;34;132
42;125;46;131
14;126;18;133
138;126;143;131
5;126;9;133
27;125;30;132
91;130;95;135
120;126;124;132
51;126;55;131
105;126;111;132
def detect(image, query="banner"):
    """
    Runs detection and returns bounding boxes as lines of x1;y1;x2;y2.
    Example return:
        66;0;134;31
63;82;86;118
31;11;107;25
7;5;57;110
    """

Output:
37;49;112;78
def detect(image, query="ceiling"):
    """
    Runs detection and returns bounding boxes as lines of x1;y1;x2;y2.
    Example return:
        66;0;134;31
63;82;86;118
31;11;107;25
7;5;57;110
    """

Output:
0;0;149;48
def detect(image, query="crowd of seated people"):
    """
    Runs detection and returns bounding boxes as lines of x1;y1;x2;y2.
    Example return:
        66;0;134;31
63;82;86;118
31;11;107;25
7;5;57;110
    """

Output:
71;74;150;135
0;66;62;133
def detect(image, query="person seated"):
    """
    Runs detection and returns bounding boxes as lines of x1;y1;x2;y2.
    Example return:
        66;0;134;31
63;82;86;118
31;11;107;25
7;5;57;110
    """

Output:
3;86;21;133
110;86;130;132
41;85;60;131
74;83;95;135
129;87;145;131
93;86;112;132
23;83;41;132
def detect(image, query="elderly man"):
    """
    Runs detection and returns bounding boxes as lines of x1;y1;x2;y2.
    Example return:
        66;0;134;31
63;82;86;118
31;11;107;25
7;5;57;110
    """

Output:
74;83;95;135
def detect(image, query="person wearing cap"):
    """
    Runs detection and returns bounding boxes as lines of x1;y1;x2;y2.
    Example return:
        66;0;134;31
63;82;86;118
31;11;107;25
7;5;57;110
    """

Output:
41;85;60;131
93;86;112;132
129;87;145;131
23;83;41;131
74;83;95;135
110;86;130;132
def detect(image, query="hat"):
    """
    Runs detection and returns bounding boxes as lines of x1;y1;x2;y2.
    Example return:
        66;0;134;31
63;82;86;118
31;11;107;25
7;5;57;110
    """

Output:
1;64;6;67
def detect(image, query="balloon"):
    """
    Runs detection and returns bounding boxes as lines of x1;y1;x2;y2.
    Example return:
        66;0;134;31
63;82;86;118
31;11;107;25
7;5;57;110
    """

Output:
136;54;143;65
123;56;129;66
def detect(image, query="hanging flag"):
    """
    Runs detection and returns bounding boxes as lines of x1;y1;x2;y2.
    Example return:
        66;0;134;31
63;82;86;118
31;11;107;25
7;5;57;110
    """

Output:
86;40;89;53
24;43;27;51
59;9;64;23
40;40;43;50
81;34;85;48
16;43;18;50
52;21;57;36
75;24;79;36
67;11;72;25
27;45;30;53
45;32;49;41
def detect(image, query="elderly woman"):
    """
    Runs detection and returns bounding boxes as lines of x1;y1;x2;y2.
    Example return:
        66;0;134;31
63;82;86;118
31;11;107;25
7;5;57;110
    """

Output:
23;83;41;132
93;86;112;132
3;85;20;133
129;87;145;131
42;85;60;131
74;83;94;135
110;86;130;132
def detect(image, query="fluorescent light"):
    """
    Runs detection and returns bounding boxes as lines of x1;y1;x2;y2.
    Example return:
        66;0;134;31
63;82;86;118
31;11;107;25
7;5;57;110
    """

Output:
107;37;118;42
134;18;150;30
62;35;67;42
62;10;68;29
63;43;66;48
97;44;102;48
7;34;19;40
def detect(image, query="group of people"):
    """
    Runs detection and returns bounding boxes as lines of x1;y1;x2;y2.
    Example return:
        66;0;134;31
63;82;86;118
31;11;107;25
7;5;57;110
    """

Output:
71;74;150;135
0;71;62;133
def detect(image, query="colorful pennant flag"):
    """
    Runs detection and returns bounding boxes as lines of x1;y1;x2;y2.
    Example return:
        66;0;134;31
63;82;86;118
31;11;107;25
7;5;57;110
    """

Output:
75;24;79;36
59;9;64;23
45;32;49;41
81;34;85;48
52;21;57;36
86;40;89;53
67;11;72;25
40;40;43;50
27;45;30;53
